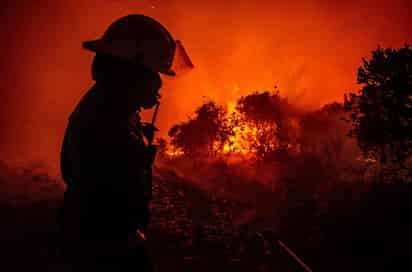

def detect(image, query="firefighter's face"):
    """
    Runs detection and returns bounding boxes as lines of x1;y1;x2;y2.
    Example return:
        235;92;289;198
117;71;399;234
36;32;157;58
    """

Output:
127;72;162;111
138;81;161;109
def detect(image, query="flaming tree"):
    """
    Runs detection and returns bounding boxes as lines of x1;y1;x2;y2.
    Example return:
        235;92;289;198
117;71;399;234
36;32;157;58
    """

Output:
235;90;297;159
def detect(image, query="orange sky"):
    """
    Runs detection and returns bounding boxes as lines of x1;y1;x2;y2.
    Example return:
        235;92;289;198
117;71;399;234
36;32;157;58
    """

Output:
0;0;411;174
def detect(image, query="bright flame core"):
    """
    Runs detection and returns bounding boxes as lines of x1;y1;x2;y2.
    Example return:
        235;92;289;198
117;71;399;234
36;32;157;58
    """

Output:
221;104;259;156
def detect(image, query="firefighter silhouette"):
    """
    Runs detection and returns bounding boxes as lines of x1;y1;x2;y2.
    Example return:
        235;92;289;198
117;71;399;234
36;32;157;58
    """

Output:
58;14;193;269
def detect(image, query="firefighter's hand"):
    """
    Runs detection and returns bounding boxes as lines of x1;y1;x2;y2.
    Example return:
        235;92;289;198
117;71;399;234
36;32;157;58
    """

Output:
127;231;147;252
147;144;157;165
141;122;159;144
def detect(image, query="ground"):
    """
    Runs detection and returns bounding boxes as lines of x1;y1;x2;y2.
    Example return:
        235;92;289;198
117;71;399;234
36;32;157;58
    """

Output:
0;164;303;271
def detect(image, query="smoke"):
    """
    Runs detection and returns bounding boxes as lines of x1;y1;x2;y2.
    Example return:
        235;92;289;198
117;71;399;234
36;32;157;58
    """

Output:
0;0;411;174
0;160;64;205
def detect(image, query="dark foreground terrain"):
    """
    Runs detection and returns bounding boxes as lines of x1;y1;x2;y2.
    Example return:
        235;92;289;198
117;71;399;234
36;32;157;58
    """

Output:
0;164;303;272
1;162;411;271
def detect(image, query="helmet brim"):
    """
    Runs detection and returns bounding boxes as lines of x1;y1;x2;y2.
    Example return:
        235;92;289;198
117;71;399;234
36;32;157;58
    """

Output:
82;39;176;76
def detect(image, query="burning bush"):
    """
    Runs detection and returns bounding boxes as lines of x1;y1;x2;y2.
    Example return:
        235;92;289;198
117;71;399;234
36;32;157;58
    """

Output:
166;89;306;161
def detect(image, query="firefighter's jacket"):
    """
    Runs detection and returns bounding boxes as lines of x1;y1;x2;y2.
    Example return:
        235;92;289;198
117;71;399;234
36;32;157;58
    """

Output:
60;83;153;239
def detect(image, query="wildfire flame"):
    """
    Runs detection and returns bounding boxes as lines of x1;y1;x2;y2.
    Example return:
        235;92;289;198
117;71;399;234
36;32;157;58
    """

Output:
164;97;264;159
221;101;258;156
165;148;184;158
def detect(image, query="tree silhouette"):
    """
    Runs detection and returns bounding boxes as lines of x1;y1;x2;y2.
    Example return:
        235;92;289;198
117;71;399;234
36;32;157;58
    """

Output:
168;101;229;157
344;45;412;179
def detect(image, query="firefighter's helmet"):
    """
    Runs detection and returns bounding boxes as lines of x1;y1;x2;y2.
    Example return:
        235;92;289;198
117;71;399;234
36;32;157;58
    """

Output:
83;14;182;76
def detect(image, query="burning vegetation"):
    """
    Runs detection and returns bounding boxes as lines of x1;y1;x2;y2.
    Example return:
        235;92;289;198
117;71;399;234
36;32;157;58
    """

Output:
165;89;303;160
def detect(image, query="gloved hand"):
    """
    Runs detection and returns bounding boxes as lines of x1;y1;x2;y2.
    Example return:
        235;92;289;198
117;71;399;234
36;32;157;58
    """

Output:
141;122;159;145
147;144;157;166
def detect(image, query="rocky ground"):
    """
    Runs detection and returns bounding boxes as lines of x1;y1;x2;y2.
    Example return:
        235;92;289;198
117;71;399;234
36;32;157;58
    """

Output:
149;168;302;271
